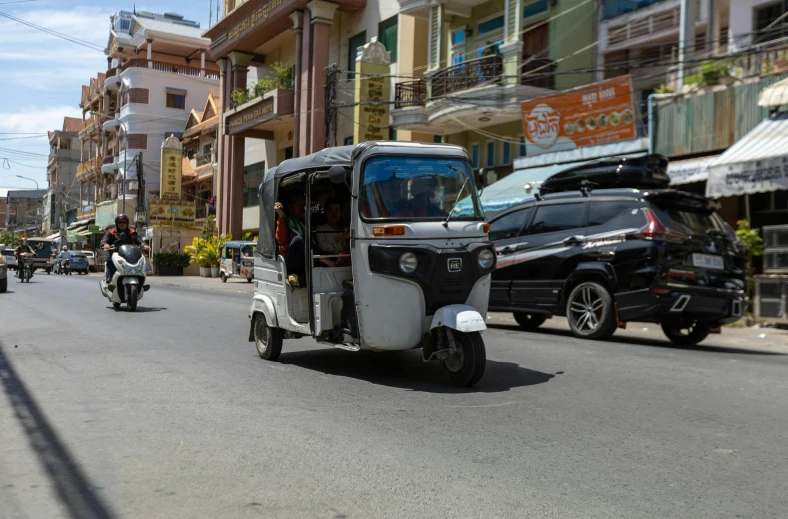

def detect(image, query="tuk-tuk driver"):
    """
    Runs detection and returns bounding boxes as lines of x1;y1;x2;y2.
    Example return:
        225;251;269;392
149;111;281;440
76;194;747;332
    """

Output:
275;193;307;287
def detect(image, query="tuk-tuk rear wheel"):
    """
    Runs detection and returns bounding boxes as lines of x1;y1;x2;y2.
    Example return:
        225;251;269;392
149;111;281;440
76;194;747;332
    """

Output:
254;314;283;361
441;331;486;387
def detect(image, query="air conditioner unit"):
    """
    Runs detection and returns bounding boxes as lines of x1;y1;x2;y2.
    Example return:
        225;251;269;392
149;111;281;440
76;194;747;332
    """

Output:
754;276;788;323
763;225;788;273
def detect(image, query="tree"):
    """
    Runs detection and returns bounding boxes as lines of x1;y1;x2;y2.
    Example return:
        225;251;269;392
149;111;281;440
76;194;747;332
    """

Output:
736;219;764;300
0;231;20;247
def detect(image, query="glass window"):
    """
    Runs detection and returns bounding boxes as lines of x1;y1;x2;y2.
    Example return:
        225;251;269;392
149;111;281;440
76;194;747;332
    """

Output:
649;202;724;234
166;92;186;109
389;127;397;140
523;0;549;18
588;201;642;227
519;135;527;157
348;31;367;79
529;203;586;235
344;136;353;145
360;156;483;220
478;15;504;35
490;207;532;241
451;28;466;46
471;143;480;169
379;16;398;63
433;135;443;143
119;19;130;31
502;142;511;165
452;52;465;65
477;41;503;57
486;141;495;167
243;161;266;207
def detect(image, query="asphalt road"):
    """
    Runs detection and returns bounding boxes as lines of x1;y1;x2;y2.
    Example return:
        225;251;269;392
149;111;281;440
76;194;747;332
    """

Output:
1;272;787;519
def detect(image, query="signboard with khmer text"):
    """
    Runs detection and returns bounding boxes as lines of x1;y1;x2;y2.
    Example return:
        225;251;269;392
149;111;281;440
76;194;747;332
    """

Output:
148;199;195;227
160;135;183;200
354;38;391;144
521;76;637;156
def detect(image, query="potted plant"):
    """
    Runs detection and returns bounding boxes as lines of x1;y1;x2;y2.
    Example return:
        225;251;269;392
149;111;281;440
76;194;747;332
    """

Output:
152;250;191;276
185;236;211;276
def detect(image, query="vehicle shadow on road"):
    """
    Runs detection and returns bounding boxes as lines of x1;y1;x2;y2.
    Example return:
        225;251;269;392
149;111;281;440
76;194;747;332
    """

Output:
489;323;786;356
0;342;116;519
278;349;554;393
106;306;167;313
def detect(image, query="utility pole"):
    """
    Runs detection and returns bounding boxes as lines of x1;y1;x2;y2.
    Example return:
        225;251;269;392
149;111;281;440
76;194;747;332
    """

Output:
136;152;145;230
677;0;697;91
58;182;67;249
324;64;341;148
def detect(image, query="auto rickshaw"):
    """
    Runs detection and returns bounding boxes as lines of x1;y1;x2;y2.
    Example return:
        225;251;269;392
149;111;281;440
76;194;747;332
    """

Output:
219;241;256;283
248;142;494;386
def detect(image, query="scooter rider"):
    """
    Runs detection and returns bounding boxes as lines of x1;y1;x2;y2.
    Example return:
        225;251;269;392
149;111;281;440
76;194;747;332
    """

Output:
14;238;36;277
101;214;149;289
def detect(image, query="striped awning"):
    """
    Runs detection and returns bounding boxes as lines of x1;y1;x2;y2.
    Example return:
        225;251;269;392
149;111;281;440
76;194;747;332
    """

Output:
759;77;788;107
707;112;788;198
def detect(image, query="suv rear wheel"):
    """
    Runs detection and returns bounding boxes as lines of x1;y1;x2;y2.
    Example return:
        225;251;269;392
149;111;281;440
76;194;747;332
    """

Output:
513;313;547;331
566;281;617;340
661;320;710;346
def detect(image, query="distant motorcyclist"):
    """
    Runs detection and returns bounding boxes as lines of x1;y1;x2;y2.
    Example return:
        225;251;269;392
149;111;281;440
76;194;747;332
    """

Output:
100;214;149;288
14;238;36;278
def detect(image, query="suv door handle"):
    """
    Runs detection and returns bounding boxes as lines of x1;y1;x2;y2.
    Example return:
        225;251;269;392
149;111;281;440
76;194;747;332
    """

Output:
498;246;515;256
563;235;584;246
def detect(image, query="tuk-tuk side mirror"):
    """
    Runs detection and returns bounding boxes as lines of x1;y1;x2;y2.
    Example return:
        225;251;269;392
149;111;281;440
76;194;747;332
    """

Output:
476;168;486;196
328;165;348;185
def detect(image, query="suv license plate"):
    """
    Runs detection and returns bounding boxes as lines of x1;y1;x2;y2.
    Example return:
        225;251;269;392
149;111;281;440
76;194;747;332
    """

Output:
692;253;724;270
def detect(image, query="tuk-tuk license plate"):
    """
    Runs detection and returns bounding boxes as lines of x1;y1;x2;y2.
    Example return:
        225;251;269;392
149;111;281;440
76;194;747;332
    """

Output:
692;253;724;270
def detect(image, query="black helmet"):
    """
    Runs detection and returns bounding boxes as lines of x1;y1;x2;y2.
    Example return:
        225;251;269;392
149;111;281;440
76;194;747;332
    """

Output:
115;214;129;225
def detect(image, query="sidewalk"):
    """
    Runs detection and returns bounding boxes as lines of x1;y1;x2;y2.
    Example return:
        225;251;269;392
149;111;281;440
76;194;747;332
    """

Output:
125;273;788;354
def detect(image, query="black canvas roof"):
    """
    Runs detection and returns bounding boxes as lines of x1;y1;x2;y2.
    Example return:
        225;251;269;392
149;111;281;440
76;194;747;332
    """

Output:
274;145;356;178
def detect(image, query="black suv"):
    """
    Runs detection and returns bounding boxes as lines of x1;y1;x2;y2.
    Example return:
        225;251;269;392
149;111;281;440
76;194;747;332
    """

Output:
487;155;746;345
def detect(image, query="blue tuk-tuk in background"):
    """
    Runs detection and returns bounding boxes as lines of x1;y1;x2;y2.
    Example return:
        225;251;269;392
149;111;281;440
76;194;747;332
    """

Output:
219;241;256;283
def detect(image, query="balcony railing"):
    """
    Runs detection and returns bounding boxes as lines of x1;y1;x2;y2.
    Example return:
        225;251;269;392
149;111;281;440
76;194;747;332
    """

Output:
196;152;214;167
196;205;207;219
76;156;103;178
395;80;427;108
521;55;557;89
431;55;503;98
79;114;104;133
122;59;220;80
603;0;667;21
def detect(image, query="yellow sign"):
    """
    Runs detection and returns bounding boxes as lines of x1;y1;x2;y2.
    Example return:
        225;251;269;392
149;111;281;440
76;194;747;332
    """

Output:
148;200;195;227
160;135;183;201
228;0;283;41
353;41;391;143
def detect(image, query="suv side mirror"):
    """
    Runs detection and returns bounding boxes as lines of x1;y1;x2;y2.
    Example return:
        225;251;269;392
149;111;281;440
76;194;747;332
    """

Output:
328;165;348;185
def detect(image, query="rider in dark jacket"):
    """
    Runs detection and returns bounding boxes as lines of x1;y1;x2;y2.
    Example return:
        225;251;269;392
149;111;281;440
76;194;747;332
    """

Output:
100;214;149;287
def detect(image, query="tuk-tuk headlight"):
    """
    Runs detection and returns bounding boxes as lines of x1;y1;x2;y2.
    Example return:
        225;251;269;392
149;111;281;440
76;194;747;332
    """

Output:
399;252;418;274
478;248;495;270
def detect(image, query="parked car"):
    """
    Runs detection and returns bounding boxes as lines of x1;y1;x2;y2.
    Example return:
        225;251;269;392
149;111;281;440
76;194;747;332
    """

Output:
0;249;17;271
83;250;97;272
487;154;746;346
69;251;90;275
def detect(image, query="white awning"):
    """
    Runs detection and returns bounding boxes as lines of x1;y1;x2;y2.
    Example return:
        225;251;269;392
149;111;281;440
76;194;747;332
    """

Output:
707;112;788;198
759;77;788;107
667;156;715;186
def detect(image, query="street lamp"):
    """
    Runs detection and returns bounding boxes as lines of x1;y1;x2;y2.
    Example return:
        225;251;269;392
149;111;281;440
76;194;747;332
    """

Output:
16;175;42;236
96;112;129;214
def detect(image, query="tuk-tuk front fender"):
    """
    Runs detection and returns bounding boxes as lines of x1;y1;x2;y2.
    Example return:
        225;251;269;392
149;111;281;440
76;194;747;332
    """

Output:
248;294;278;342
430;305;487;333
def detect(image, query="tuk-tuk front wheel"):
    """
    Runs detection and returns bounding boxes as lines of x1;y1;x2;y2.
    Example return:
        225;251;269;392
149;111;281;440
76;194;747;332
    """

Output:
440;331;486;387
254;314;283;361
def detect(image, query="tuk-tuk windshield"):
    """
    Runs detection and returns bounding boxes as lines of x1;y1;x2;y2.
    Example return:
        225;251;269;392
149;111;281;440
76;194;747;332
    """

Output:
361;156;483;220
241;244;256;257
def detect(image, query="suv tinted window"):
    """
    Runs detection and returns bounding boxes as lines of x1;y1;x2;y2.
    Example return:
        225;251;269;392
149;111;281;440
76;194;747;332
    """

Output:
588;200;642;227
489;207;532;240
649;202;725;235
528;203;586;235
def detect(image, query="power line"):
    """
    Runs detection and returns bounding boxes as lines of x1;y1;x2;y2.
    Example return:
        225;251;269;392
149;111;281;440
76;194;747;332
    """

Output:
0;12;105;52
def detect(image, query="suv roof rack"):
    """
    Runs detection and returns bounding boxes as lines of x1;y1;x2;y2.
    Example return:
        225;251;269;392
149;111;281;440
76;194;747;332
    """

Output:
540;154;670;195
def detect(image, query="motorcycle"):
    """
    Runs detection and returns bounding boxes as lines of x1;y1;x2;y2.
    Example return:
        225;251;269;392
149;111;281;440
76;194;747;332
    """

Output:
99;245;150;312
17;253;36;283
55;258;71;275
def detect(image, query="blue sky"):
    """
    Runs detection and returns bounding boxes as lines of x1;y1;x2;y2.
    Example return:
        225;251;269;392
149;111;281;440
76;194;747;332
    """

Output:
0;0;214;190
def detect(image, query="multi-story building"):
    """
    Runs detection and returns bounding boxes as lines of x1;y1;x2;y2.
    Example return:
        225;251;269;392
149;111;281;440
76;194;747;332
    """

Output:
390;0;596;183
99;9;220;225
0;189;9;231
44;118;82;236
204;0;401;236
5;190;47;235
181;91;220;222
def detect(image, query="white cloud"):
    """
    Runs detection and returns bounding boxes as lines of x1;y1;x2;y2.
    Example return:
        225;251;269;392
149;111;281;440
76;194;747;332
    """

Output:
0;105;83;134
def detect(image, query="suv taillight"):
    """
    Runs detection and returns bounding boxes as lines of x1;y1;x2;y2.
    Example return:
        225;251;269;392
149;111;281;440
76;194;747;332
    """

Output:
641;209;687;242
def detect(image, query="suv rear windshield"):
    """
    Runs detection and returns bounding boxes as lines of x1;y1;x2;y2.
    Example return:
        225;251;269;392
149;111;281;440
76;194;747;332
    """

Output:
649;201;727;236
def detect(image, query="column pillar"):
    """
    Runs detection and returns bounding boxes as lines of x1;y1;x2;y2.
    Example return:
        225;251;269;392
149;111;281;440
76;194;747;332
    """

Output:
290;10;304;156
307;1;338;153
200;51;206;77
225;52;253;236
217;57;231;234
147;39;153;68
299;8;313;156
